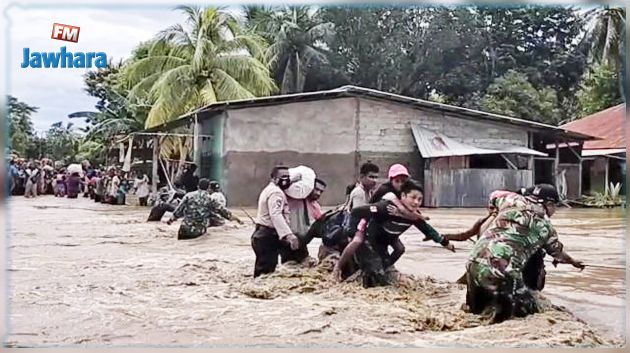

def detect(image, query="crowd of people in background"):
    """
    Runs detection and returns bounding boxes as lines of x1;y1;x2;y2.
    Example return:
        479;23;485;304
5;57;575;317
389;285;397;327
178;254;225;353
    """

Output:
6;158;227;212
6;157;152;205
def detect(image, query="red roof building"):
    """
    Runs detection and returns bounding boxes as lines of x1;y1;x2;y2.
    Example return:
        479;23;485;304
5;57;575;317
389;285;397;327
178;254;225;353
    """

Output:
562;104;626;155
562;104;626;195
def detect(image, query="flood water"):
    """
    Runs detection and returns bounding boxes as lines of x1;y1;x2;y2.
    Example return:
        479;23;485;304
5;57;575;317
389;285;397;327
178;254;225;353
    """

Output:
394;207;627;340
4;196;626;347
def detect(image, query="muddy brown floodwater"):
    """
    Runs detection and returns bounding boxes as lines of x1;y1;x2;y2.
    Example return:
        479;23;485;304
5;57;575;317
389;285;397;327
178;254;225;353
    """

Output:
5;196;626;348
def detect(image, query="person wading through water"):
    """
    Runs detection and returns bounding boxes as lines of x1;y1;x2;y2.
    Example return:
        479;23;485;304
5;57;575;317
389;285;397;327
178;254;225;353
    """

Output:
178;164;200;193
446;186;551;291
167;178;243;240
334;180;455;287
284;178;327;266
208;181;227;227
317;162;380;271
331;164;434;280
465;184;585;323
251;166;300;277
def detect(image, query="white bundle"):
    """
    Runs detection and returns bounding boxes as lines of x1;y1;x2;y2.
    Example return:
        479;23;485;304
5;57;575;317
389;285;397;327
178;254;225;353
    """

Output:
66;163;83;176
285;165;316;199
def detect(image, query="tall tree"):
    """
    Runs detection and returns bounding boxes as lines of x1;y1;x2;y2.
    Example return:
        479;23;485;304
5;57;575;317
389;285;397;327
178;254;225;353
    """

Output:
81;60;143;139
7;95;38;157
244;6;335;94
576;63;624;118
582;6;626;69
321;6;588;114
121;6;276;129
44;122;80;162
479;70;561;124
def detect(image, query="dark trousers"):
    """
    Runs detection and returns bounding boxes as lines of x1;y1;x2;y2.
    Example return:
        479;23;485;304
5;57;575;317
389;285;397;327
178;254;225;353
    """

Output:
251;225;280;277
466;271;540;323
356;240;392;288
523;249;546;291
139;196;148;206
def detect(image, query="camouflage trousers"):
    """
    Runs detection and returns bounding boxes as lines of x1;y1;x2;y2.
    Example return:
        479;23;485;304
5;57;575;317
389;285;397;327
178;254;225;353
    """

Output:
178;221;207;240
466;261;540;323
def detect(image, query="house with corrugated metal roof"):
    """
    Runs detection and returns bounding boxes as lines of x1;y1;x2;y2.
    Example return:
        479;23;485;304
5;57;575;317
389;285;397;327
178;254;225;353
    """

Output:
562;104;626;195
145;85;593;207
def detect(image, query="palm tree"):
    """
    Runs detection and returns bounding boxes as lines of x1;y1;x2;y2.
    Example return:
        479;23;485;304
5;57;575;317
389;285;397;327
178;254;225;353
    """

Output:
244;6;334;94
122;6;276;129
582;6;626;69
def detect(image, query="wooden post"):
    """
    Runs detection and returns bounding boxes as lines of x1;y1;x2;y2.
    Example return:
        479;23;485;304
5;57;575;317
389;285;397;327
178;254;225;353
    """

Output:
152;136;159;194
577;142;583;197
193;115;201;176
604;157;610;193
564;138;584;198
554;141;560;187
528;133;536;183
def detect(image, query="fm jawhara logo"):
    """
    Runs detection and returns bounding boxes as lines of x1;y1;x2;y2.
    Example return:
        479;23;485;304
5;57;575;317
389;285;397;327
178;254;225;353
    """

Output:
20;22;107;69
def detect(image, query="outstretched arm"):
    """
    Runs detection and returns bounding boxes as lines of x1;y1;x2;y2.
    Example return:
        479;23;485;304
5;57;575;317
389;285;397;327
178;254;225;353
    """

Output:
210;199;243;224
544;227;584;270
169;194;189;223
445;213;494;241
414;221;455;252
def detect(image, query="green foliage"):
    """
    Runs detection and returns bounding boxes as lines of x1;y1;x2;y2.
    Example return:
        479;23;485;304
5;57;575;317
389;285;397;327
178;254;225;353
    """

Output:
582;7;626;69
321;6;588;112
576;63;624;118
121;6;276;129
44;122;80;162
580;182;625;207
82;60;143;138
7;95;38;157
479;70;561;124
67;4;624;162
243;6;335;94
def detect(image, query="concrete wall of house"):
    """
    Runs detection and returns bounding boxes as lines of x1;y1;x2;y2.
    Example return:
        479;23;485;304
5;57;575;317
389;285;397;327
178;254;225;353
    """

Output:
356;98;531;206
424;169;533;207
356;98;528;179
222;98;358;206
210;96;538;207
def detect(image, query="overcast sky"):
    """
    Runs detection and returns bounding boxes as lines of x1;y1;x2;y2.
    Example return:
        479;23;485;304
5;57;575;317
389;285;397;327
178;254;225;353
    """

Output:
8;6;189;133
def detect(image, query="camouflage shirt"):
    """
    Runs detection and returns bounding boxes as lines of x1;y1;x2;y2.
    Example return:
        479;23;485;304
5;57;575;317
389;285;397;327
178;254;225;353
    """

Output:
468;192;564;290
172;190;233;237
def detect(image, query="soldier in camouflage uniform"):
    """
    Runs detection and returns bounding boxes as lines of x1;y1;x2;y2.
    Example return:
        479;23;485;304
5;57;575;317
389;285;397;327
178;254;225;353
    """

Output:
466;184;584;323
167;178;243;240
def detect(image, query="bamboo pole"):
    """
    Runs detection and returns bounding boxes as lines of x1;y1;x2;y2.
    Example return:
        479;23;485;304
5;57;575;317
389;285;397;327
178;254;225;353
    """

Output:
151;136;159;194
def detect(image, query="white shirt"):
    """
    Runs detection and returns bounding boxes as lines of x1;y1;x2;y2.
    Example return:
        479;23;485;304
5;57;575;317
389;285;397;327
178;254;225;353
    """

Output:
254;182;292;237
210;192;227;208
348;183;372;210
135;176;150;198
109;175;121;197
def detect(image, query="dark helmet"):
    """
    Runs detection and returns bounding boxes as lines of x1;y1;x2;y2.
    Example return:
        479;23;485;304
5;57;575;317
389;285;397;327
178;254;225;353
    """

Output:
530;184;560;204
209;181;220;191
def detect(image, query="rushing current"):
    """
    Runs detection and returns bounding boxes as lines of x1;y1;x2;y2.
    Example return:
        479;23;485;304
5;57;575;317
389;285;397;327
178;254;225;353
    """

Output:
5;196;625;347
